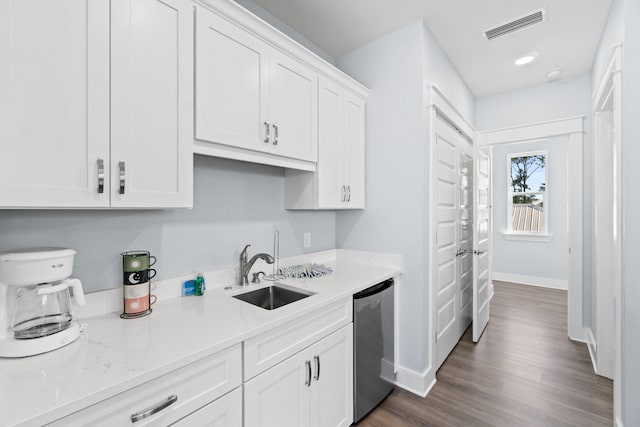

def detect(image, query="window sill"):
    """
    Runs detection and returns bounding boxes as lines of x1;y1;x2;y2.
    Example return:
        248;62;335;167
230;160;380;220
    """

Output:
503;233;553;242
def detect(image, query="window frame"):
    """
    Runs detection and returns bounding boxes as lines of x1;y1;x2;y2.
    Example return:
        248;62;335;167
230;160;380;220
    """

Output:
506;149;548;236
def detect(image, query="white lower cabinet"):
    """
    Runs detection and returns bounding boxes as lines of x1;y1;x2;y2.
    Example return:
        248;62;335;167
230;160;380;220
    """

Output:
48;344;242;427
244;325;353;427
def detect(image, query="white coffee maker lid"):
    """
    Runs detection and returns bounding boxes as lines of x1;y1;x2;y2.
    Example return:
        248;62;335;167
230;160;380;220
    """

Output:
0;247;76;263
0;248;77;286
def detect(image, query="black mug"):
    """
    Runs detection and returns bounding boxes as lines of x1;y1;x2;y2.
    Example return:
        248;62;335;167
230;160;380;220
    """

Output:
124;268;157;285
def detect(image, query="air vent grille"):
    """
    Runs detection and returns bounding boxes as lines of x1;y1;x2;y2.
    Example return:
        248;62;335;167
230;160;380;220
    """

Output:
484;9;546;40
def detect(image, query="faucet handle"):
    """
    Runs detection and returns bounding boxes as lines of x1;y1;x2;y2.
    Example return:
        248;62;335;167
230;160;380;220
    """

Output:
241;244;251;259
252;271;265;284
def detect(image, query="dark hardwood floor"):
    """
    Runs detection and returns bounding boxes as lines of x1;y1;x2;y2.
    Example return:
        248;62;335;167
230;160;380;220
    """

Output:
358;281;613;427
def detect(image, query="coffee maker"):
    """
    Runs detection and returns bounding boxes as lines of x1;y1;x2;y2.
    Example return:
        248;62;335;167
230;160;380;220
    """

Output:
0;248;86;358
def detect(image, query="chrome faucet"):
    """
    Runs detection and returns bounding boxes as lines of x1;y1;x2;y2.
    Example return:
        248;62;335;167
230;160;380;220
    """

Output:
239;244;275;286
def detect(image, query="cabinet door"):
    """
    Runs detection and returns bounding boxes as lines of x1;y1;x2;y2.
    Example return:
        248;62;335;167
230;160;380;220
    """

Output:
269;50;318;162
111;0;193;208
343;94;366;209
316;78;345;209
0;0;110;208
244;347;311;427
309;326;353;427
195;7;269;153
171;388;242;427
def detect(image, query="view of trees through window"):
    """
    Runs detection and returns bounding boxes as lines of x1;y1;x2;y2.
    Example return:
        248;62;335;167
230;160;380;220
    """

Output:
509;152;547;232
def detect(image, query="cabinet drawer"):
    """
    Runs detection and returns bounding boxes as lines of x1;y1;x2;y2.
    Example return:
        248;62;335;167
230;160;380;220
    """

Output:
171;387;242;427
244;298;352;379
48;344;242;427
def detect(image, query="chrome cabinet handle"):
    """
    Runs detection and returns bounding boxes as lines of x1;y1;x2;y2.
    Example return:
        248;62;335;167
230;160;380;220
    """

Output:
97;158;104;194
264;121;270;144
474;249;487;255
305;360;312;387
314;355;320;381
130;394;178;423
341;185;346;202
347;185;351;202
272;123;279;145
118;161;126;195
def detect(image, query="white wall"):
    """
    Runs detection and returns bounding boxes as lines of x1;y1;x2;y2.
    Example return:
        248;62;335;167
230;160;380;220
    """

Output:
491;138;568;282
476;73;593;322
336;21;476;377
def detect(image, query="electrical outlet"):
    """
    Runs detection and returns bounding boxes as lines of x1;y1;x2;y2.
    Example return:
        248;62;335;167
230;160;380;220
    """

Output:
303;232;311;248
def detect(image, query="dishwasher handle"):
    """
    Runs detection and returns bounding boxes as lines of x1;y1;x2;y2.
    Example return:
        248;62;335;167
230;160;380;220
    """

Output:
353;279;394;300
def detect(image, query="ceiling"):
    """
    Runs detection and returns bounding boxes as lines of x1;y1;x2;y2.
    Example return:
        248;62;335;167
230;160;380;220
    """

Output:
248;0;612;96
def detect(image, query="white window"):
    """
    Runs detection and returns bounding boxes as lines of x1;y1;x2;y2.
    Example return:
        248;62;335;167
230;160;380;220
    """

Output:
508;151;547;234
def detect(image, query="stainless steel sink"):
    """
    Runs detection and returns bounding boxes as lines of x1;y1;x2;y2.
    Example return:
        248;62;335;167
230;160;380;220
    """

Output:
233;284;315;310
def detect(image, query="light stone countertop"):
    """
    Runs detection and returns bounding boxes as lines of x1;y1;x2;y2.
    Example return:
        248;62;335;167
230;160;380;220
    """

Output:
0;259;400;427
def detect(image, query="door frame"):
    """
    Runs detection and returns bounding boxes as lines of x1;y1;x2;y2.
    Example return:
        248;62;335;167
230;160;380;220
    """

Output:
592;43;622;422
477;116;585;343
427;86;477;382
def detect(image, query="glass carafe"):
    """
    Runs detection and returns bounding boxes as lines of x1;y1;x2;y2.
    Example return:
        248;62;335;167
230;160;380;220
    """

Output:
11;279;81;340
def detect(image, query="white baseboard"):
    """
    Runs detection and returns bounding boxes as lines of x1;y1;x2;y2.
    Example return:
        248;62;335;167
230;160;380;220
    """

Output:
395;365;436;397
492;272;568;290
586;328;599;374
569;326;589;343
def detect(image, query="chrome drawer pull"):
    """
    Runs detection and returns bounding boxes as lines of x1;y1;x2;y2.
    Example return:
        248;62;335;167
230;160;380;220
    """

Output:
314;355;320;381
273;123;279;145
130;394;178;423
305;360;312;387
264;121;270;144
347;185;351;202
97;158;104;194
119;161;126;195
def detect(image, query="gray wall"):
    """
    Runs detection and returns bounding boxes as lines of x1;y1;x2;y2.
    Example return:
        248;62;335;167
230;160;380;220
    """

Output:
619;0;640;423
336;21;476;374
491;138;568;281
475;73;592;325
232;0;336;65
0;156;336;292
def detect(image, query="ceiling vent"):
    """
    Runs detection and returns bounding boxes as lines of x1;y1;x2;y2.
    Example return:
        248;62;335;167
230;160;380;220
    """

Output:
484;8;547;41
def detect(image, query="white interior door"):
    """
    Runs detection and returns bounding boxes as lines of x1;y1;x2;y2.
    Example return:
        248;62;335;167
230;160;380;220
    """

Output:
472;147;492;342
435;115;472;369
459;148;474;335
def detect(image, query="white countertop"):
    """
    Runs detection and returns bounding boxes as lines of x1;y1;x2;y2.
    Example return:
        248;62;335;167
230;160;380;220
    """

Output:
0;260;400;427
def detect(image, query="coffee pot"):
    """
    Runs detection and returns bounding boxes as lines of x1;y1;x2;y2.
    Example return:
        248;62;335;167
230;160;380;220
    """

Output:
0;248;86;357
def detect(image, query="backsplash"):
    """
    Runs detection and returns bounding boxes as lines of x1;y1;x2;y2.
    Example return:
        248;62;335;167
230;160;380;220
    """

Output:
0;155;336;292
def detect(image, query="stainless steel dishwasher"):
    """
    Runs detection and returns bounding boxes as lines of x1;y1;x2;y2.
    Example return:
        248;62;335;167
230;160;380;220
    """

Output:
353;278;395;423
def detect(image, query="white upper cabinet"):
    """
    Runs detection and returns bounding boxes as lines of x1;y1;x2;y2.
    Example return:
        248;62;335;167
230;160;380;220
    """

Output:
285;77;367;210
0;0;193;209
111;0;194;208
194;6;317;168
195;8;269;152
342;91;366;208
0;0;110;208
267;49;318;162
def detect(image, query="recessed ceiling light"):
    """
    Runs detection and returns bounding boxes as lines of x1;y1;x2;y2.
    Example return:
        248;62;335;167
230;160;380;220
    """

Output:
546;68;564;81
514;55;536;66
